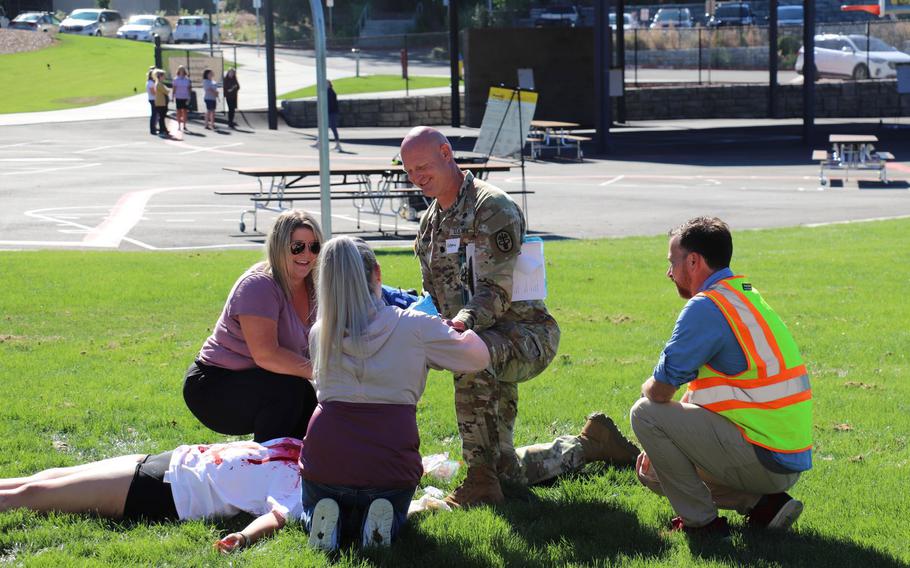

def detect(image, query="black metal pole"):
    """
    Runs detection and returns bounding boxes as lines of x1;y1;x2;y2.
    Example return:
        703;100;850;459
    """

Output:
616;0;626;123
698;27;703;84
264;0;277;130
208;12;214;56
769;0;778;117
449;0;460;127
594;0;613;153
154;34;162;69
802;0;815;143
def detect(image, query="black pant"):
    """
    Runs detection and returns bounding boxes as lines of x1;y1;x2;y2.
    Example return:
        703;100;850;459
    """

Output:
156;105;168;135
183;360;317;442
149;101;157;134
226;97;237;125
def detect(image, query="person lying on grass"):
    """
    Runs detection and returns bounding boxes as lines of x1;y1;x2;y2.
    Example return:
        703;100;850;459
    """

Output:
0;437;304;552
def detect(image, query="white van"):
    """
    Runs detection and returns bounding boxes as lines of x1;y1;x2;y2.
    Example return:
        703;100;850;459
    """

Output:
173;16;219;44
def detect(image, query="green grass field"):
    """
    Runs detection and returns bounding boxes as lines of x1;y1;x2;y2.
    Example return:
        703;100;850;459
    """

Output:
0;34;153;114
1;220;909;566
279;75;452;100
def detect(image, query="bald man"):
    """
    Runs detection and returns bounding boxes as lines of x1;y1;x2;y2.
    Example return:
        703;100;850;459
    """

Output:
400;127;638;507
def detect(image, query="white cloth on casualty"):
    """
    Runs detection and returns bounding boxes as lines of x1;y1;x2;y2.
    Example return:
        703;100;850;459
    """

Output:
164;437;304;522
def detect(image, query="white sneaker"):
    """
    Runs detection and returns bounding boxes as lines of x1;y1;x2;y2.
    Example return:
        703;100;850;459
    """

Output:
362;498;394;548
308;498;340;551
334;143;343;152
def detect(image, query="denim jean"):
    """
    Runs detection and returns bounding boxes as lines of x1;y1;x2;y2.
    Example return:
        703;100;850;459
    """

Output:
301;479;415;543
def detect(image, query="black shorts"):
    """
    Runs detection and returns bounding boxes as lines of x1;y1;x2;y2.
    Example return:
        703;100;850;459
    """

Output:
122;451;179;522
175;98;189;110
205;99;216;111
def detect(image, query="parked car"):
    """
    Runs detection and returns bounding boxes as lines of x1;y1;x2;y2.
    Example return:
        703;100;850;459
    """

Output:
649;7;693;29
776;4;804;27
117;15;172;42
173;16;219;43
534;6;580;27
707;2;755;27
59;9;122;37
795;33;910;80
609;12;638;30
9;12;61;32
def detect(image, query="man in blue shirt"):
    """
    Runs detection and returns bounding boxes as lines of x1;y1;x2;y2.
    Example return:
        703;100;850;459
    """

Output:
630;217;810;538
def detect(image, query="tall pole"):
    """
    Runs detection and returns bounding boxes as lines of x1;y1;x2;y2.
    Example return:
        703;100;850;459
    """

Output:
594;0;613;153
449;0;461;127
264;0;277;130
309;0;332;238
768;0;779;117
802;0;815;143
616;0;626;123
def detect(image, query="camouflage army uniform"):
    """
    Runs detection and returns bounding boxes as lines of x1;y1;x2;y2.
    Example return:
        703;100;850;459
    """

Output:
415;172;584;485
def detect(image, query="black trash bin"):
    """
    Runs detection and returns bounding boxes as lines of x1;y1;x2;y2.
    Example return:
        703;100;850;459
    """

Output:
189;90;198;112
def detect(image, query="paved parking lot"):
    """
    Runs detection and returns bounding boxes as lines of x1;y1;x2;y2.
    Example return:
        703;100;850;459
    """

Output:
1;115;908;251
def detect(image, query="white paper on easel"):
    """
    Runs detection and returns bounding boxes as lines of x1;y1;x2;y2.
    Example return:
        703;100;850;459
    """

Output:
465;238;547;302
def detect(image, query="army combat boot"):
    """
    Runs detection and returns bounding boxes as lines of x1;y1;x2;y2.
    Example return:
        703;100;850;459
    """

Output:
444;464;505;508
578;412;640;467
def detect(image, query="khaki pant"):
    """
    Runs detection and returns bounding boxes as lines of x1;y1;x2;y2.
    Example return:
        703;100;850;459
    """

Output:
630;398;799;527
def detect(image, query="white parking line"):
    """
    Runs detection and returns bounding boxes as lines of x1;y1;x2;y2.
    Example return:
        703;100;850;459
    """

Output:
180;142;244;156
73;142;147;154
2;163;101;176
0;140;54;149
599;175;625;186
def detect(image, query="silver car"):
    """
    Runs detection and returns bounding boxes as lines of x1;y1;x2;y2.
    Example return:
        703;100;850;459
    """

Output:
60;9;122;37
117;15;173;42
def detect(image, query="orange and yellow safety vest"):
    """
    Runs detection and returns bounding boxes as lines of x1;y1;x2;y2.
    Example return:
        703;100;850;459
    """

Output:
686;275;813;453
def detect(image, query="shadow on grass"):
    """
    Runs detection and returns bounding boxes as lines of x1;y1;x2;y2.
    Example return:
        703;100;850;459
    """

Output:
688;526;908;568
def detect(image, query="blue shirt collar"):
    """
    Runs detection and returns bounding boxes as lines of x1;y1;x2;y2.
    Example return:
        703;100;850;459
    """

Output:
698;267;734;293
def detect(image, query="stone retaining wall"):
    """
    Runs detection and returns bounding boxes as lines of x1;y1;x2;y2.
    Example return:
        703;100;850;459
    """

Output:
281;94;463;128
622;80;909;120
280;81;907;127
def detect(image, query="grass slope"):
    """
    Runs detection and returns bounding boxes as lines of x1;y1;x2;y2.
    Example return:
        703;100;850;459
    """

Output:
279;75;452;99
0;34;152;113
1;220;909;566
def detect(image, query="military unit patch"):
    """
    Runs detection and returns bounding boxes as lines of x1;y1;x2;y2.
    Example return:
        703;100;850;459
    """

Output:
495;230;514;253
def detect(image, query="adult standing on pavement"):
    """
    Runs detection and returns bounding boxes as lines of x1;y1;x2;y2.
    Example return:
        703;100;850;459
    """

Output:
153;69;171;138
630;216;812;538
202;68;218;130
183;210;322;443
172;65;192;132
400;126;638;508
327;80;342;151
146;66;157;135
223;68;240;128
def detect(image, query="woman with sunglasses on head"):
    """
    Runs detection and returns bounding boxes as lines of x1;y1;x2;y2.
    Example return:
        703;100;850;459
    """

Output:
183;210;323;443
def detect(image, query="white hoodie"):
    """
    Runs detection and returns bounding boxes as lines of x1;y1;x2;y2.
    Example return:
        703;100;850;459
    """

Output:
309;301;490;404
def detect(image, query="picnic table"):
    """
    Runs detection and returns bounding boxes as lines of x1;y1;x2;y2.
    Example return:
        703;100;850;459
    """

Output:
219;161;515;235
813;134;894;186
527;120;590;161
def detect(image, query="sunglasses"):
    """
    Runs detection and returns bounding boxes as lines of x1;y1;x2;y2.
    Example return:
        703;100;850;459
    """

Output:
290;240;320;255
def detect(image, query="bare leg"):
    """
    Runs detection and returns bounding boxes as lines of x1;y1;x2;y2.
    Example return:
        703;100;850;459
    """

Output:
0;454;144;518
0;455;146;490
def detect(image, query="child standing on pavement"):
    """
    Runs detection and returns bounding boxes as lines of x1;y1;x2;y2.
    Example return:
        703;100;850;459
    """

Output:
202;68;218;130
146;66;157;135
172;65;192;132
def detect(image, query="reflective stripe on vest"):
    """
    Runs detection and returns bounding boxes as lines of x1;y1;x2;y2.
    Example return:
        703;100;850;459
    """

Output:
686;276;813;453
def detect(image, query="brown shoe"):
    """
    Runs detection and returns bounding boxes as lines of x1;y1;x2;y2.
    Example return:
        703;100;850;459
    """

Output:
578;412;640;467
443;465;505;508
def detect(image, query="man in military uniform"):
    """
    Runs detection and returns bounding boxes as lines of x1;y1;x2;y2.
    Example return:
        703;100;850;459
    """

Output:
400;127;639;507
